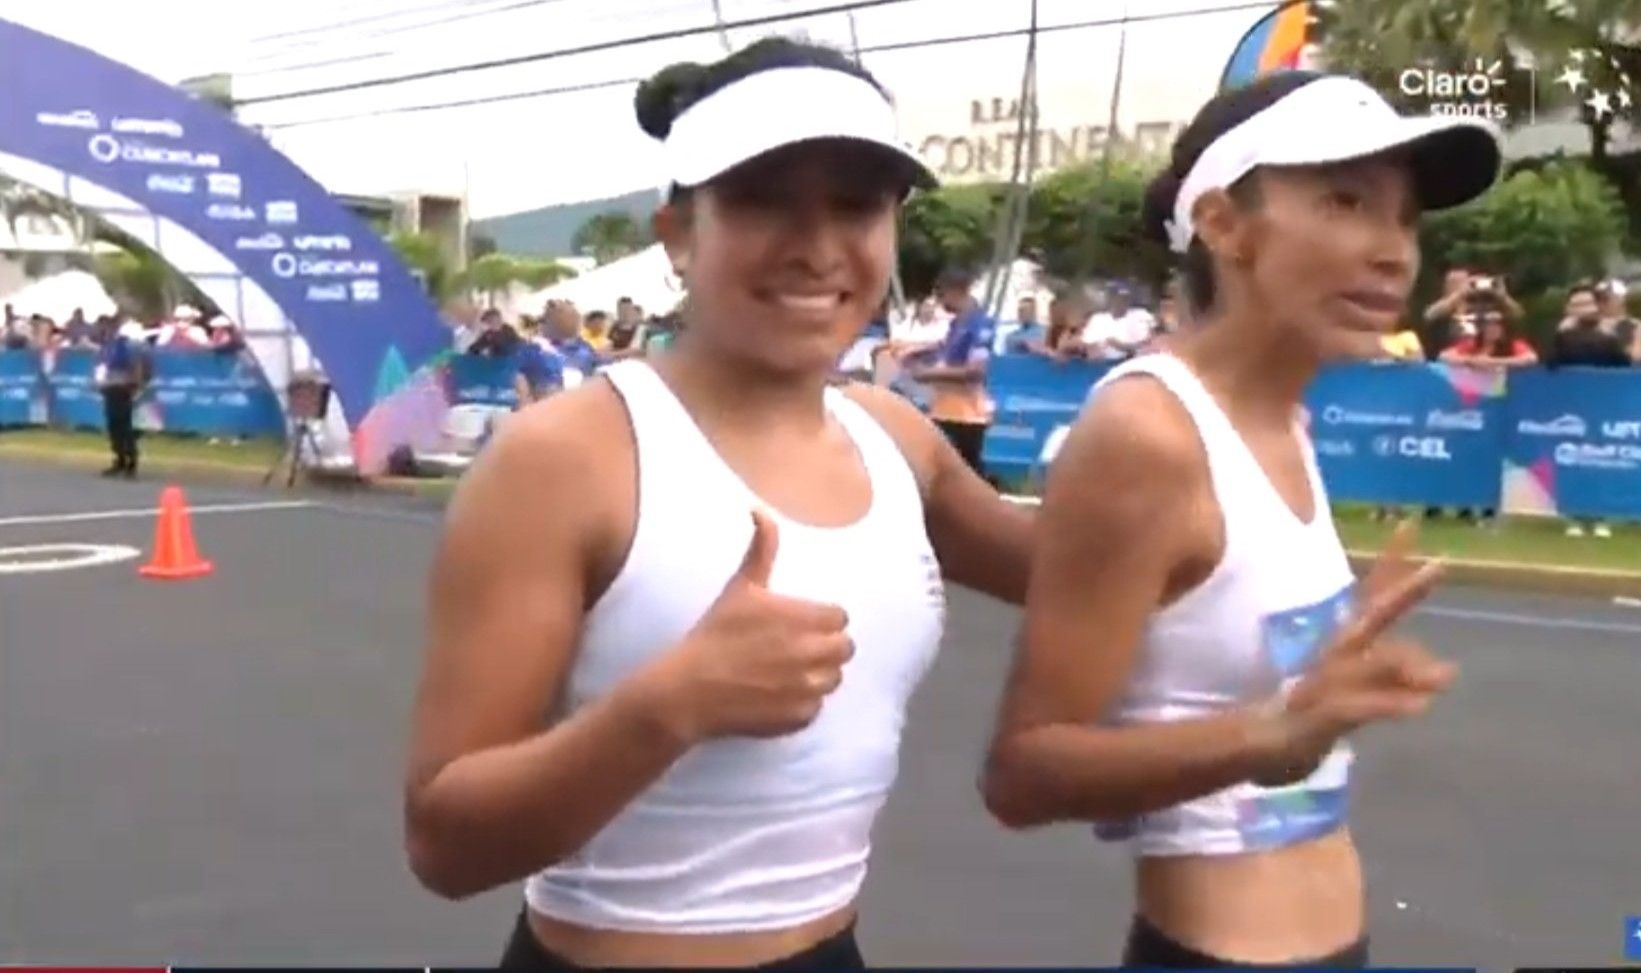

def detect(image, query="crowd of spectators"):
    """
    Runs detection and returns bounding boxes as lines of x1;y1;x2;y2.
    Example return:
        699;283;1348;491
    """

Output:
1;302;246;355
444;296;682;405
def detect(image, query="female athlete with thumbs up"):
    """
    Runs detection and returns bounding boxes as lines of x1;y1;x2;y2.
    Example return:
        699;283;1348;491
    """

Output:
981;72;1503;968
405;38;1033;971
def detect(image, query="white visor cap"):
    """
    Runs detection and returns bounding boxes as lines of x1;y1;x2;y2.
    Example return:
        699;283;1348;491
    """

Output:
661;65;938;192
1166;76;1503;254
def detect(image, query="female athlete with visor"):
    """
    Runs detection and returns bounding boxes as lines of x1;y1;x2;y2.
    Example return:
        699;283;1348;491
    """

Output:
405;38;1033;971
983;71;1502;967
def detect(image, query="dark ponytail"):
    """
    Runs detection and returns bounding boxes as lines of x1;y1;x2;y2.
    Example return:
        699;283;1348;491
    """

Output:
634;62;712;140
1143;70;1327;315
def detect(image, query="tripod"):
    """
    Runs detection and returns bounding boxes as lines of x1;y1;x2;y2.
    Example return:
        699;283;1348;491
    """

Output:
264;374;331;488
263;416;324;488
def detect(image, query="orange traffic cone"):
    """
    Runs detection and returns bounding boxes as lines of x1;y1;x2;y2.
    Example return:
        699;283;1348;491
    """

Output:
139;485;214;580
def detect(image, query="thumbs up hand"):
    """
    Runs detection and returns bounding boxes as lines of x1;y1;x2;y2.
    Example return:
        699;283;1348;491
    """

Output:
659;511;855;742
1249;522;1458;787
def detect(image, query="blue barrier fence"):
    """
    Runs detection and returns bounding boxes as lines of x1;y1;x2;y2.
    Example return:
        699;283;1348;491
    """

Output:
5;348;1637;519
982;357;1641;521
445;352;519;409
0;348;285;438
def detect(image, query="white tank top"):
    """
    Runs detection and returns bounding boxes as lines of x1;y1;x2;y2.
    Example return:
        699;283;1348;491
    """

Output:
1090;354;1357;858
525;361;946;933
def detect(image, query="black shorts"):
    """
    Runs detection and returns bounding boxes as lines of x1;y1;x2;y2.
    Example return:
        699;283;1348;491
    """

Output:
1122;914;1368;968
499;910;865;971
934;419;988;475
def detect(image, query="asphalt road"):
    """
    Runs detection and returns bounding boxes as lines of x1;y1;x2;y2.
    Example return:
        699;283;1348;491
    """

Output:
0;461;1636;969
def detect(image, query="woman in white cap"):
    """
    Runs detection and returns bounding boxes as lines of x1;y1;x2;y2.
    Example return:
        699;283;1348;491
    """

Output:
981;71;1501;967
406;37;1033;971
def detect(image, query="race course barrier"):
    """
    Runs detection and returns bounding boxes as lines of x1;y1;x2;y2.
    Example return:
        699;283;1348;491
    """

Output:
0;348;285;438
982;356;1641;521
7;347;1636;520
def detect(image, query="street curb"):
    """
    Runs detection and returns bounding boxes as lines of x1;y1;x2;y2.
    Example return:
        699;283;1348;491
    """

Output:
0;443;451;502
1004;493;1641;601
1344;551;1641;600
1;451;1633;596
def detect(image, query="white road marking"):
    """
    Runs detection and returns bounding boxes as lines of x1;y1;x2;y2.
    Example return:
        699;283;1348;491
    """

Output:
0;543;141;574
1419;605;1641;637
0;500;314;528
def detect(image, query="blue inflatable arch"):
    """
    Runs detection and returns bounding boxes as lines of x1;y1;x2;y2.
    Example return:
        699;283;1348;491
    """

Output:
0;17;452;471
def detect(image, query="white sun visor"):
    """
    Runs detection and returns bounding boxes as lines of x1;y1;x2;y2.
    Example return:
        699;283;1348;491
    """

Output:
661;65;937;192
1166;76;1503;254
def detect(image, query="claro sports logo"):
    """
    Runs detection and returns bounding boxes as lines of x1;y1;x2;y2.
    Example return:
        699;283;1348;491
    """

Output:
1398;59;1524;123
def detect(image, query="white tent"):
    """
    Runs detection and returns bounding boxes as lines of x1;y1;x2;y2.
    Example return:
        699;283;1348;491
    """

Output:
525;244;684;318
6;269;117;322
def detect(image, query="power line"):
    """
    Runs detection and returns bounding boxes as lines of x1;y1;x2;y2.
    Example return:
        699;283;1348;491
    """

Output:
234;0;920;106
237;0;574;77
258;0;1280;129
246;0;513;46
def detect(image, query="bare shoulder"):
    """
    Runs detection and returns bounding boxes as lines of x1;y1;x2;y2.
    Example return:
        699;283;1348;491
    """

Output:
1047;374;1206;521
838;381;940;484
442;380;633;557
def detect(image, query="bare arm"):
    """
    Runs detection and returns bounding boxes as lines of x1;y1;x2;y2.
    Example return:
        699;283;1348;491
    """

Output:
1423;291;1462;323
982;381;1279;829
845;383;1034;605
405;396;696;899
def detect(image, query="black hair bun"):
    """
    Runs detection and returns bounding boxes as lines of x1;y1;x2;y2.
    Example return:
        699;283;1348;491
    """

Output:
634;62;710;139
1141;168;1183;248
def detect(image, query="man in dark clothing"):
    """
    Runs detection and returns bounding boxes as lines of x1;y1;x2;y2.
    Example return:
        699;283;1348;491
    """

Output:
1552;284;1632;368
97;319;150;477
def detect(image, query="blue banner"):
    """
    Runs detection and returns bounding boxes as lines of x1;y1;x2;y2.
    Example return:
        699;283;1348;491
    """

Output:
45;348;106;430
0;349;47;427
1504;367;1641;519
0;16;448;446
982;356;1112;480
145;349;286;437
1304;363;1508;509
446;354;519;409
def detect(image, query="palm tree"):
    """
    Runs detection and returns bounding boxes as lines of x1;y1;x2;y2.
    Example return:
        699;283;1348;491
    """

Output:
0;175;86;243
457;253;576;308
92;223;210;321
389;231;455;303
572;211;645;266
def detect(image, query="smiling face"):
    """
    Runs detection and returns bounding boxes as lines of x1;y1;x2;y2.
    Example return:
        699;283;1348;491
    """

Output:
1200;153;1422;361
657;139;907;376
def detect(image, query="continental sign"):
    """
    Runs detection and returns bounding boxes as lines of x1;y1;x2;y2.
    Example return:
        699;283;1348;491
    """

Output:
909;95;1181;182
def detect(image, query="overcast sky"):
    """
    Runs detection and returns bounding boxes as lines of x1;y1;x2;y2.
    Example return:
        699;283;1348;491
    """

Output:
5;0;1281;217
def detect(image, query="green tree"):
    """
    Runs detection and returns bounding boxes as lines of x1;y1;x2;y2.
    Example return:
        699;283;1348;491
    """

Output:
457;253;576;307
388;231;454;302
467;231;498;262
573;211;646;265
0;175;87;242
515;258;576;290
1419;160;1625;339
92;224;211;321
897;184;1002;298
1315;0;1641;159
1021;160;1168;287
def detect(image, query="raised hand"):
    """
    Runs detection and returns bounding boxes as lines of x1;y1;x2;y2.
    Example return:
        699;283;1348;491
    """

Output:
1251;521;1457;786
662;510;855;741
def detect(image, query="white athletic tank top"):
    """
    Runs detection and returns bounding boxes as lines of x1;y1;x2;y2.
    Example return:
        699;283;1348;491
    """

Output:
1090;354;1358;858
524;360;946;933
